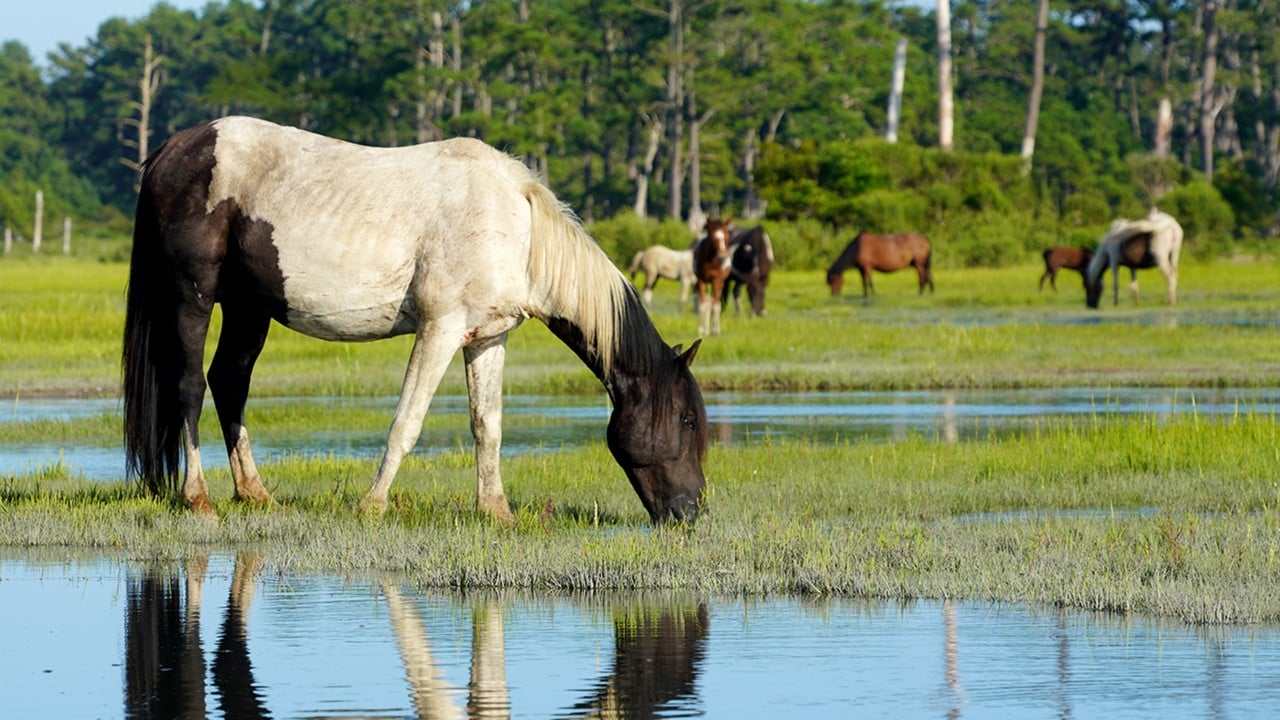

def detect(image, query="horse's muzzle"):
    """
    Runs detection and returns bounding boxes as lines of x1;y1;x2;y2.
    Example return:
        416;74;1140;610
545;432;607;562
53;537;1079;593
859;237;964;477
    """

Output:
652;495;702;525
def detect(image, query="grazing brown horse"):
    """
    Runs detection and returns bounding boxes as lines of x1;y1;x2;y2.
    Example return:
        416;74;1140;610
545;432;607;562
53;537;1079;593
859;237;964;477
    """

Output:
721;225;774;316
826;231;933;299
693;218;734;335
1039;246;1093;291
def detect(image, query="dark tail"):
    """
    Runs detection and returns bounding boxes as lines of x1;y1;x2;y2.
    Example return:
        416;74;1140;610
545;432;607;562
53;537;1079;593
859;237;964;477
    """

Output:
122;189;182;496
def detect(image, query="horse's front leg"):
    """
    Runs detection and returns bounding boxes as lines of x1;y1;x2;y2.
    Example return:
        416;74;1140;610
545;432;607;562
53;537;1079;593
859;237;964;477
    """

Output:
360;321;463;515
208;301;274;505
697;284;714;336
464;335;515;523
1128;268;1140;305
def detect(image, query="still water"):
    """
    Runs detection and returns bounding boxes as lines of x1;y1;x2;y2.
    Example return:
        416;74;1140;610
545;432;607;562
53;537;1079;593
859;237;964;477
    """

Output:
3;553;1279;719
4;387;1278;481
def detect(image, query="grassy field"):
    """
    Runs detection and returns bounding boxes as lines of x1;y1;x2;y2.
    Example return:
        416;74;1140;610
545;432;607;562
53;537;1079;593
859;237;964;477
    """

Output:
2;255;1279;624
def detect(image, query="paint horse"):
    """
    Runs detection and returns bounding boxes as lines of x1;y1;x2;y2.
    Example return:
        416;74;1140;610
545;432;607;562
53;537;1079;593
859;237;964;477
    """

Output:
1039;246;1093;291
692;218;734;335
1084;209;1182;308
826;231;933;299
721;225;775;316
123;116;707;524
629;244;696;308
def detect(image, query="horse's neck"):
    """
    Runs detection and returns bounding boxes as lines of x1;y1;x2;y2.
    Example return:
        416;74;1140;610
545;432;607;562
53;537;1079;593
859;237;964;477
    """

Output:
542;302;666;394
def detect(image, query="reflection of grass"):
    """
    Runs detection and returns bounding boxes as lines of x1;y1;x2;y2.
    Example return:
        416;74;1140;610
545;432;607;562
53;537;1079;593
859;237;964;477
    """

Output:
2;258;1279;396
2;414;1277;624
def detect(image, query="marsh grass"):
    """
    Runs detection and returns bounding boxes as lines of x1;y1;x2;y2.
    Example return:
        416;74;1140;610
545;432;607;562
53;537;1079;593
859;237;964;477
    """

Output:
3;256;1279;624
2;414;1277;624
3;258;1278;396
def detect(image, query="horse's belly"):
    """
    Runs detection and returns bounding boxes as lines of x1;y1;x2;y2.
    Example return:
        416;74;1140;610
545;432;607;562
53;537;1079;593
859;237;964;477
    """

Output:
278;273;415;341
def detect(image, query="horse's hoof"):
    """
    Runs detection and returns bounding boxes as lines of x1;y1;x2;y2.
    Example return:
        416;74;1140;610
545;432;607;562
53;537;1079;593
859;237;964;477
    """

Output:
479;496;516;525
358;495;389;517
185;496;217;516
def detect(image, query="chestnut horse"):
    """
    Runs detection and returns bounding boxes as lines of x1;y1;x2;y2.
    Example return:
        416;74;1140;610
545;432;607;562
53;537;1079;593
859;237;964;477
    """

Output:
123;116;707;524
692;218;734;335
1039;246;1093;291
721;225;774;316
826;231;933;299
1084;209;1183;308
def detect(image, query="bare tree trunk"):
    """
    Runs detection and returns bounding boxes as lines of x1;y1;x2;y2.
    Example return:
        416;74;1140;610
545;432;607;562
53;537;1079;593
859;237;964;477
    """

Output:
3;227;11;254
1020;0;1050;173
32;190;43;254
1155;97;1173;157
936;0;954;151
664;0;687;220
633;117;663;217
62;216;72;254
687;88;715;231
118;35;165;176
886;37;907;143
1198;0;1220;180
741;128;765;219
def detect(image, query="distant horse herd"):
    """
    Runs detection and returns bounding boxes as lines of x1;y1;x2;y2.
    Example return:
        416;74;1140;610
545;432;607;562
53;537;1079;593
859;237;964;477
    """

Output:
629;207;1183;325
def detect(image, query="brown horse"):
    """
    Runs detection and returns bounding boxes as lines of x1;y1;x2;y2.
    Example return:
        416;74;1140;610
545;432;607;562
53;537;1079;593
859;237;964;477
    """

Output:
693;218;734;335
826;231;933;299
1039;246;1093;291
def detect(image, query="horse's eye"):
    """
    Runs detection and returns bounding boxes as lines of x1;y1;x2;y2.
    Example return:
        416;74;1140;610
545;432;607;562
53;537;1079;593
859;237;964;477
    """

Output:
682;415;697;430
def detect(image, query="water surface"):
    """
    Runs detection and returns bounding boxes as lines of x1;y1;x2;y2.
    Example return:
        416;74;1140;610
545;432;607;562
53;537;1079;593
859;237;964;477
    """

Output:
3;388;1277;481
3;553;1277;719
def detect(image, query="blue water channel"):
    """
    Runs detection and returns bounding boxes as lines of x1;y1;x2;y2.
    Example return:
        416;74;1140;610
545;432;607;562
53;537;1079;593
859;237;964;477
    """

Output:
2;387;1277;481
3;553;1278;719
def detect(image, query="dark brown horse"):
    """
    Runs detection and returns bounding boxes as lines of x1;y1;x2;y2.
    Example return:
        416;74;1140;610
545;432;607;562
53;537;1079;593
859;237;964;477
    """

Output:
693;218;734;335
721;225;774;316
1038;246;1093;291
826;231;933;298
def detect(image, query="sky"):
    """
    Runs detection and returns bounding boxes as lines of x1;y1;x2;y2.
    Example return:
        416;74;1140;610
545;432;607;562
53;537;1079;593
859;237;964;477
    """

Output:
2;0;209;65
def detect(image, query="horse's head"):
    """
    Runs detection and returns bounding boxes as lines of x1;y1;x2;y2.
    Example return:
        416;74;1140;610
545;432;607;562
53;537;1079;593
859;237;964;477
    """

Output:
606;340;707;524
826;270;844;295
1085;277;1103;308
703;218;733;259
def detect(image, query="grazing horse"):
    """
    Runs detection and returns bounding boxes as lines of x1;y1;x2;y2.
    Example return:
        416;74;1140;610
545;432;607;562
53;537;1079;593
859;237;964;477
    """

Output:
1039;246;1093;291
628;245;696;307
826;231;934;299
692;218;734;335
721;225;774;316
1084;209;1183;308
123;116;707;524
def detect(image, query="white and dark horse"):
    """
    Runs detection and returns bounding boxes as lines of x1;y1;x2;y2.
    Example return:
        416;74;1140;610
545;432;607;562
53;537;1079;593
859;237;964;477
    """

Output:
1084;209;1183;308
123;116;707;523
628;245;695;308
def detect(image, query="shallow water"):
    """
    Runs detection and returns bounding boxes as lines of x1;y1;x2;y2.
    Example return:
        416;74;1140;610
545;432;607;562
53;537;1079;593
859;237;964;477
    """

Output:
3;553;1278;719
3;388;1277;481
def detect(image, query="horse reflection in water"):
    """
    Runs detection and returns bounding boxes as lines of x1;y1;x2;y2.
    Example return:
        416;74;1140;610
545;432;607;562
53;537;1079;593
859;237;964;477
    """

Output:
386;589;709;719
125;554;268;719
124;555;707;719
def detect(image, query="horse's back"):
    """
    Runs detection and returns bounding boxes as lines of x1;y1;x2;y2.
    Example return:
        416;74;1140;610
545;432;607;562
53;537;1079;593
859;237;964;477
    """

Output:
139;117;537;341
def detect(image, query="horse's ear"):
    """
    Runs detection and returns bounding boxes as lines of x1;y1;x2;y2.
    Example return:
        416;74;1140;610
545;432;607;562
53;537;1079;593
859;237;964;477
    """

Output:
676;339;701;368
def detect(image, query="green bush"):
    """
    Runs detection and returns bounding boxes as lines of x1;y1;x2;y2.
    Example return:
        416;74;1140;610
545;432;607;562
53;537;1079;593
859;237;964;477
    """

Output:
587;212;696;265
1159;182;1236;259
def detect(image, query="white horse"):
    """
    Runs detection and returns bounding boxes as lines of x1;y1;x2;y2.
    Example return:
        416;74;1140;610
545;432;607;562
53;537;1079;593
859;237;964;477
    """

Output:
1085;208;1183;308
123;116;708;524
628;245;695;307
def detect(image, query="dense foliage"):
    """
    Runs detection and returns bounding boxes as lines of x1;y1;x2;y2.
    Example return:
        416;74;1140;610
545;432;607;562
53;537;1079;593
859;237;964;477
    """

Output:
1;1;1276;267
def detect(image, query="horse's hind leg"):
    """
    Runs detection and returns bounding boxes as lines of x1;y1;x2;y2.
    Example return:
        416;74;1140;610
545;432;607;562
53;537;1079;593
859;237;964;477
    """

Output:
464;335;515;523
175;282;217;513
207;301;275;505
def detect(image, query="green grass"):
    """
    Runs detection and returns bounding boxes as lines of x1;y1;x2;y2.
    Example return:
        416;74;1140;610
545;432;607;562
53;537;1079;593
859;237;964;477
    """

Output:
2;256;1280;624
2;414;1278;624
2;257;1278;396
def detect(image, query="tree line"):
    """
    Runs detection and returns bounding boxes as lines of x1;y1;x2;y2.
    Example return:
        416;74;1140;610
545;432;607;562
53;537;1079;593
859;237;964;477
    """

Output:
1;0;1275;267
